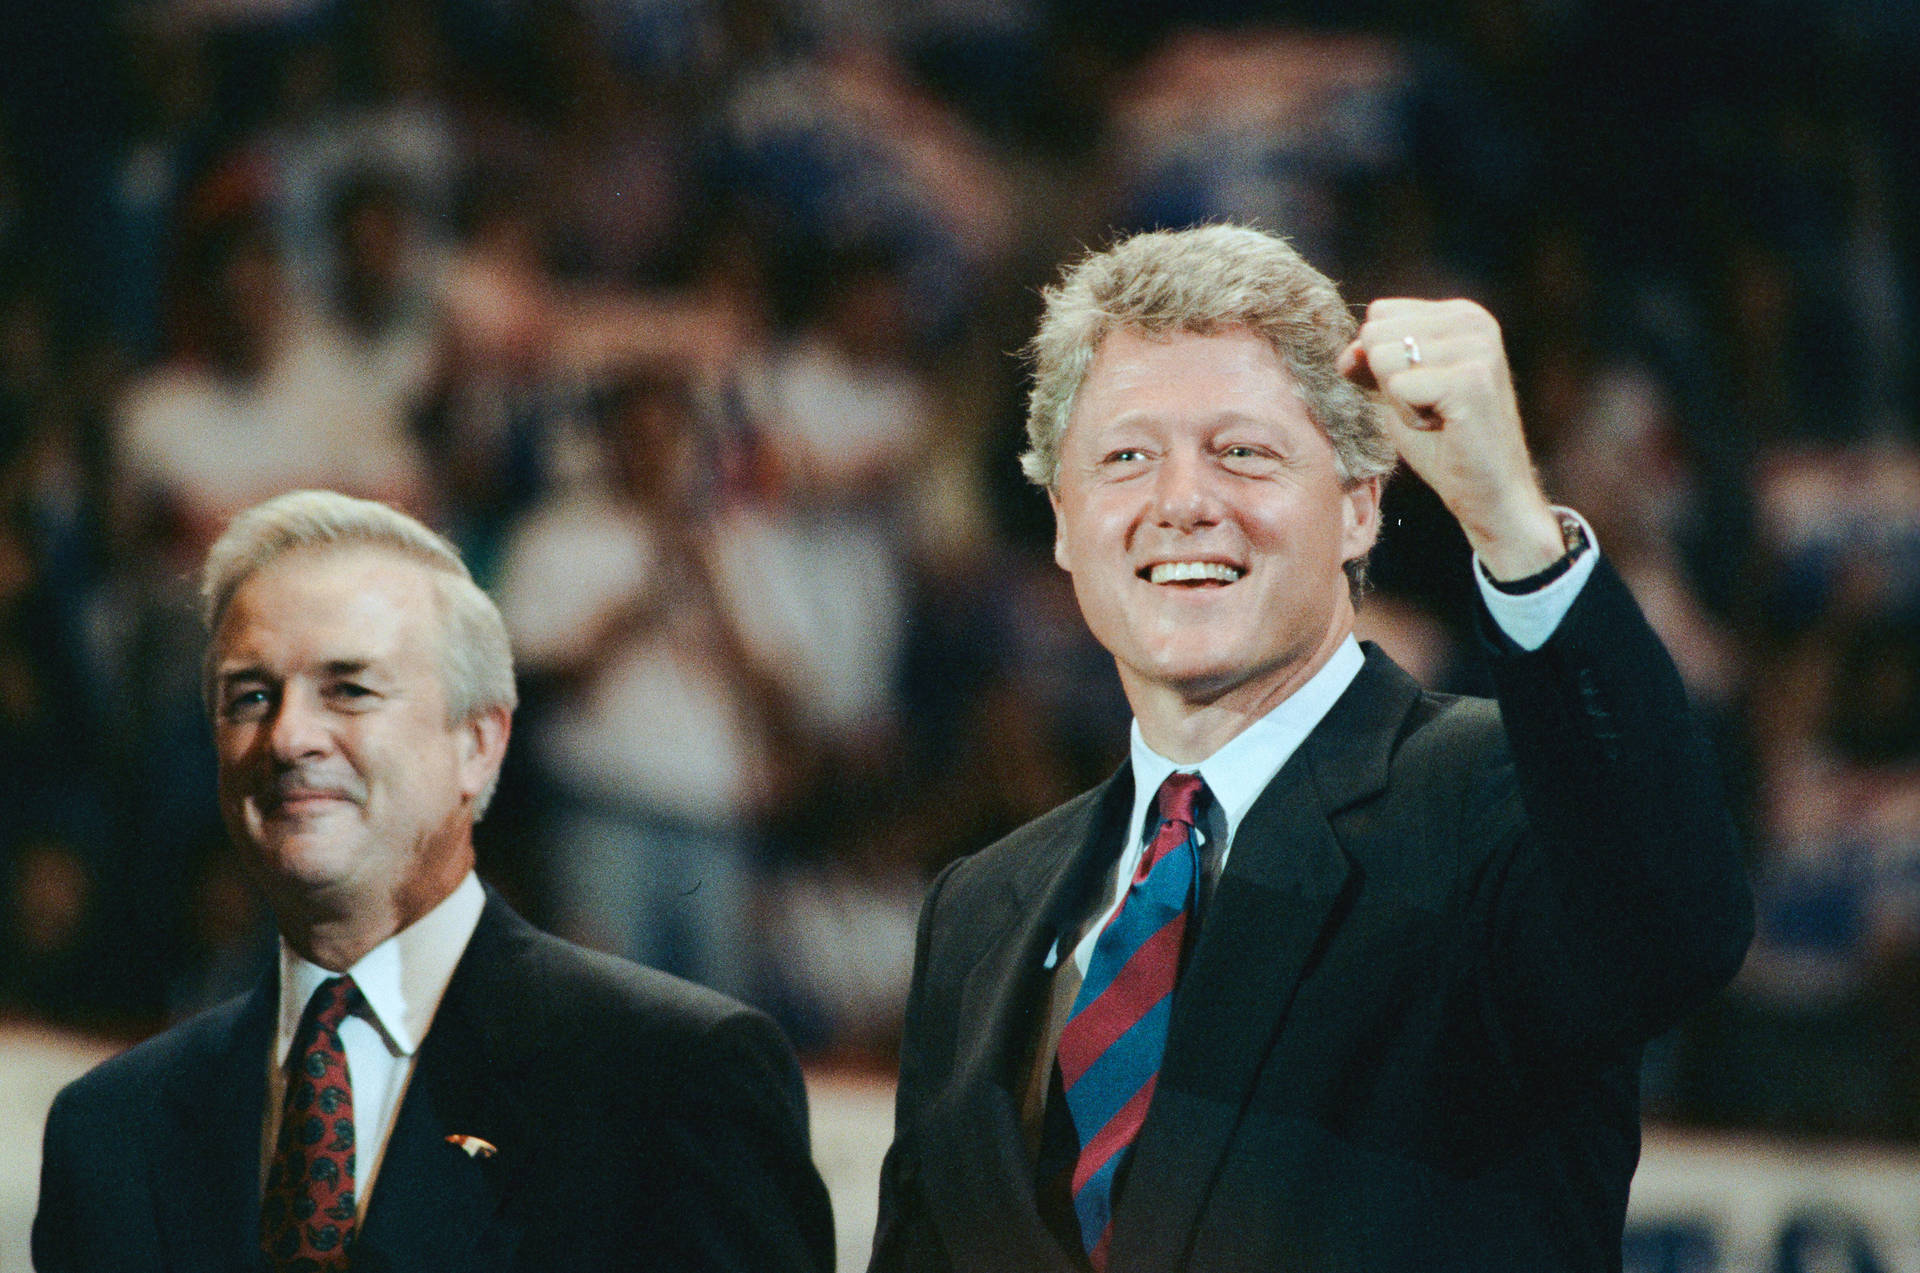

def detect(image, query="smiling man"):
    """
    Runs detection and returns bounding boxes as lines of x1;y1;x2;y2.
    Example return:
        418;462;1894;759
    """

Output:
869;225;1751;1273
34;491;834;1273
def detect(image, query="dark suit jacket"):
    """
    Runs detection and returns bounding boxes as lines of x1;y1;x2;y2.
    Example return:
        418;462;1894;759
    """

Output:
34;890;835;1273
871;560;1753;1273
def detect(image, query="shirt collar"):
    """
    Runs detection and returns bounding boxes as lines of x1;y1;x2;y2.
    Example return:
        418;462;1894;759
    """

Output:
1127;636;1365;849
275;871;486;1066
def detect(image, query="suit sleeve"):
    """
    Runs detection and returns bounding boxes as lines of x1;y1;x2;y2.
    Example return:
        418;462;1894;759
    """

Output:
646;1006;837;1273
32;1077;159;1273
867;859;961;1273
32;1086;81;1273
1470;555;1754;1068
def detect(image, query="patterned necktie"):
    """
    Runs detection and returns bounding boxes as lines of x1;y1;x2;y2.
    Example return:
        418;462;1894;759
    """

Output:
1057;772;1206;1270
262;975;360;1270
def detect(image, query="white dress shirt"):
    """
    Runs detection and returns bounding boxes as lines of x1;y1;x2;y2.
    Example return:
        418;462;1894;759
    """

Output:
263;871;486;1217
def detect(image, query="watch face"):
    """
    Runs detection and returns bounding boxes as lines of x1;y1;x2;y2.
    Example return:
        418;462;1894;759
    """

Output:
1556;510;1591;558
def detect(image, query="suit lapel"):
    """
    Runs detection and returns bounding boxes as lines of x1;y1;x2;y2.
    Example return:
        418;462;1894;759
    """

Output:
154;978;275;1272
1112;647;1419;1270
351;895;536;1273
956;765;1136;1082
917;765;1135;1271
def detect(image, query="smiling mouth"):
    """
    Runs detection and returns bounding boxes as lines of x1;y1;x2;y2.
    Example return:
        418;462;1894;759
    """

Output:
261;783;361;815
1143;561;1245;585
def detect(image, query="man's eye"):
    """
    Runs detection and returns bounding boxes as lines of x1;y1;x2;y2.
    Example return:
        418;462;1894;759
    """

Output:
223;689;270;718
330;682;374;700
1220;444;1282;466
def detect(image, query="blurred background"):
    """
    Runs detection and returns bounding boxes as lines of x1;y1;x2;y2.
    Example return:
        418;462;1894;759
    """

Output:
3;0;1920;1268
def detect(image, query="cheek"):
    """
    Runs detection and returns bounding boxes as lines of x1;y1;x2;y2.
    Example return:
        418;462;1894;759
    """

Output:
1075;498;1141;563
1268;492;1346;553
214;734;258;786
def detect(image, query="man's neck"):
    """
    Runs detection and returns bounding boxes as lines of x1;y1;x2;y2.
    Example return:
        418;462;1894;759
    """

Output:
275;848;476;972
1127;623;1354;763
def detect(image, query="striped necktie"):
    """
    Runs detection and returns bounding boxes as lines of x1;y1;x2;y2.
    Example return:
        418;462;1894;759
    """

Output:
1056;771;1205;1269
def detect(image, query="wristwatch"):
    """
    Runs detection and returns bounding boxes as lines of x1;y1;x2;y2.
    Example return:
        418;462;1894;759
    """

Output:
1485;508;1592;595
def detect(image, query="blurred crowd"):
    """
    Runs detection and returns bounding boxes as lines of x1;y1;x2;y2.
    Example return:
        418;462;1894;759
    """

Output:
2;0;1919;1142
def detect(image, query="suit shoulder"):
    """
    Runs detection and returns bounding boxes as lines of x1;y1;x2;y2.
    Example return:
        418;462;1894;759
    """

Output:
46;993;255;1121
1390;688;1531;855
1398;688;1507;764
474;921;814;1152
933;780;1116;909
520;922;756;1031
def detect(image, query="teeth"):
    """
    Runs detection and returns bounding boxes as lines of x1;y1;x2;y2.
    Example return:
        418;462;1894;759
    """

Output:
1149;561;1243;584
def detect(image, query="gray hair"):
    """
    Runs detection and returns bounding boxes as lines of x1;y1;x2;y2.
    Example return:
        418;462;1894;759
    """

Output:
1022;226;1397;587
201;490;518;816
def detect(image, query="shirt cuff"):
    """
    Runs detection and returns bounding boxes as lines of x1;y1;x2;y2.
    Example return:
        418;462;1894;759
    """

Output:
1473;507;1600;652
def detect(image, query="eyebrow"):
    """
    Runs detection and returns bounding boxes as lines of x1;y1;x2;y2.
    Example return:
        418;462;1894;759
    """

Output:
214;663;269;688
215;658;379;686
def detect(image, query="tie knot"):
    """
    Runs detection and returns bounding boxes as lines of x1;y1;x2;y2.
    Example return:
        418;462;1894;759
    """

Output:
307;975;360;1034
1155;772;1205;829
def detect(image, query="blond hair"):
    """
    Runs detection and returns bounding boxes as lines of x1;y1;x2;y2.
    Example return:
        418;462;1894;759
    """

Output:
1023;224;1397;493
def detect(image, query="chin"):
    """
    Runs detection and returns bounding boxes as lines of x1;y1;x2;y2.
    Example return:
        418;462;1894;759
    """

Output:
1148;634;1253;677
256;833;367;889
1150;638;1318;698
1133;655;1256;702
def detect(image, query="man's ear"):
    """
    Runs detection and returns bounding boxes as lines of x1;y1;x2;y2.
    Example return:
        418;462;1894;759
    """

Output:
1050;488;1072;573
1340;474;1384;564
458;706;512;802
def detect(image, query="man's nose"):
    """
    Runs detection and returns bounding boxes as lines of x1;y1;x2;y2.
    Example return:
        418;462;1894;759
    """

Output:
266;687;331;762
1151;447;1224;529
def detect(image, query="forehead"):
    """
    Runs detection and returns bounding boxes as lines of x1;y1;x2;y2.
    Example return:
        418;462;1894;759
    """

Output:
214;546;443;668
1068;326;1311;435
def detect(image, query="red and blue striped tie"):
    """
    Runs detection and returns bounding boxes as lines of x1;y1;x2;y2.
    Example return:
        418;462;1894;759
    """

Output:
1057;771;1206;1269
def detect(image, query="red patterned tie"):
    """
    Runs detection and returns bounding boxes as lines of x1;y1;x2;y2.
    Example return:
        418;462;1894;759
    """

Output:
262;975;359;1270
1057;772;1205;1269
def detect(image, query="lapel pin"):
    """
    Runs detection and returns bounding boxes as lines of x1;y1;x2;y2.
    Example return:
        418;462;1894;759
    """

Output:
446;1134;497;1159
